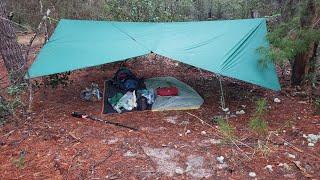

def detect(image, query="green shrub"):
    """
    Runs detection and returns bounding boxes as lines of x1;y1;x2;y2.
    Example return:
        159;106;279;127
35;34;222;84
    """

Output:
249;99;269;136
249;117;268;136
217;117;235;141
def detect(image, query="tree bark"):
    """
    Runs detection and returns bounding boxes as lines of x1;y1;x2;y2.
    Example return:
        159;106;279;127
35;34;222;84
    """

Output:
292;42;319;85
291;0;317;86
0;1;26;84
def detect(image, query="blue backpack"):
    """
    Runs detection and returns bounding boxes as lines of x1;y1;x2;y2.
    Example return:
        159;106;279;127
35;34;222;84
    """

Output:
113;68;139;91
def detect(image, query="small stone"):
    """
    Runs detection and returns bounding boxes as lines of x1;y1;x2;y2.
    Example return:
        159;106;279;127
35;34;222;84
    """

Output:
286;153;296;159
284;142;289;146
216;163;228;169
210;139;221;144
249;172;256;177
308;143;315;147
123;151;137;157
201;131;207;135
175;167;184;174
216;156;224;164
278;163;290;170
236;110;246;115
179;133;183;137
274;98;281;103
264;165;273;172
185;130;191;135
222;107;229;112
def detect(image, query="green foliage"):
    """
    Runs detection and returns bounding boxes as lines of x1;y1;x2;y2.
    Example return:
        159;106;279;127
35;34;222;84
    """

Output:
263;1;320;67
7;83;27;96
0;81;27;125
13;154;25;169
217;117;235;141
249;99;269;136
43;72;72;89
249;117;268;135
104;0;194;22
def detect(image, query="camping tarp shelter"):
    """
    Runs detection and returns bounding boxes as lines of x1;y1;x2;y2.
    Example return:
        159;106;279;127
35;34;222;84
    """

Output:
27;18;281;91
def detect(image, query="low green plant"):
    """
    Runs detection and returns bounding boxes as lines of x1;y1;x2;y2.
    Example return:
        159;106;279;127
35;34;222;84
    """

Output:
0;83;26;125
13;155;25;169
249;117;268;136
249;99;269;136
43;72;73;89
217;117;235;142
256;139;271;157
7;83;27;96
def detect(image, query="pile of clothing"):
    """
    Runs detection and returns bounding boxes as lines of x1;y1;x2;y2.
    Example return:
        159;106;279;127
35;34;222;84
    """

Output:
107;68;155;113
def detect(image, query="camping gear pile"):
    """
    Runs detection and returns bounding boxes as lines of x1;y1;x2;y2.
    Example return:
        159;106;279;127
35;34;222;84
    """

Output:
103;68;204;114
106;68;155;113
80;83;102;101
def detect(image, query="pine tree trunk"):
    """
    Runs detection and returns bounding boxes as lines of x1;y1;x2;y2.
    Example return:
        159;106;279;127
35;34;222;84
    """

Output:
0;1;26;84
291;0;317;86
291;42;318;85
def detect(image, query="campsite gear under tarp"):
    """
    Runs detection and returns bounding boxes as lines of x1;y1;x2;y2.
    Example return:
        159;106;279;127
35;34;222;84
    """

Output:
157;87;179;96
113;68;139;91
145;77;204;111
80;83;102;101
27;18;281;91
103;80;150;114
113;91;137;113
71;112;138;131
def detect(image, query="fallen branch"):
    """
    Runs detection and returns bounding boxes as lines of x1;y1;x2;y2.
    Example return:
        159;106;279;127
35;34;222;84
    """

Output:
186;112;253;160
270;132;320;161
89;151;113;176
291;160;313;178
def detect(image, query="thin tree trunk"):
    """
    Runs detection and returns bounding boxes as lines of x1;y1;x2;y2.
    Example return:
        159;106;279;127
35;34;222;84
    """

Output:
0;1;26;84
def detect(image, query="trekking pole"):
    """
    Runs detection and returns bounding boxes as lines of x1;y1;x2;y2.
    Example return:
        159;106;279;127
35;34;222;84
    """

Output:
71;112;138;131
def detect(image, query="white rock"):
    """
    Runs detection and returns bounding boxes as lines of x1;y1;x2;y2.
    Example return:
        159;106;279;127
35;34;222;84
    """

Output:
216;163;228;169
201;131;207;135
185;130;191;135
216;156;224;164
286;153;296;159
222;107;229;112
308;143;315;147
264;165;273;172
274;98;281;103
249;172;256;177
236;110;246;115
175;167;184;174
307;134;320;143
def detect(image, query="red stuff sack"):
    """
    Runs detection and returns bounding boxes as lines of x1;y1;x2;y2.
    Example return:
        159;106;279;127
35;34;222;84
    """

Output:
156;87;179;96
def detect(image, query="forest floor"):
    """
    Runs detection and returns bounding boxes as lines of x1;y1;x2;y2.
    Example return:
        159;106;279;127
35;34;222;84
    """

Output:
0;34;319;179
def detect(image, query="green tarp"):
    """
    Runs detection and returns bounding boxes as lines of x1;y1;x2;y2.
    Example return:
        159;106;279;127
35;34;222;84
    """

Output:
27;18;281;91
